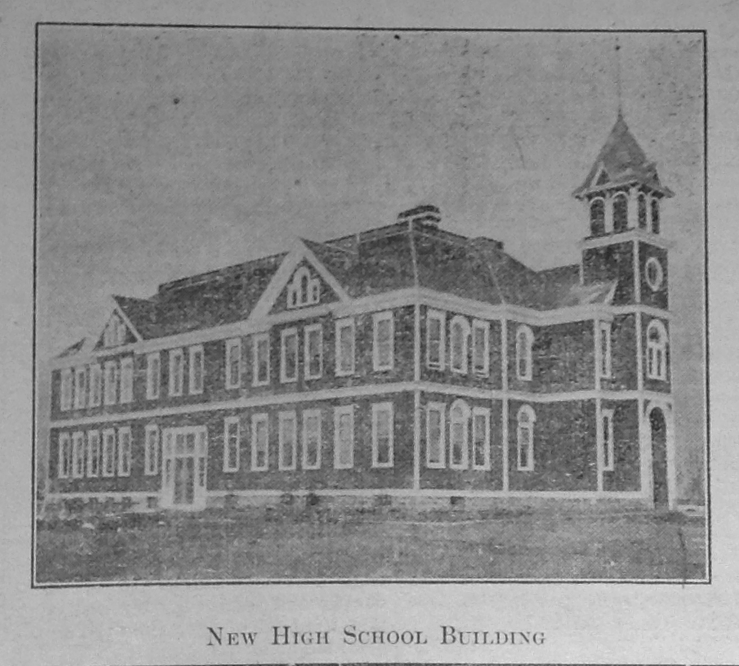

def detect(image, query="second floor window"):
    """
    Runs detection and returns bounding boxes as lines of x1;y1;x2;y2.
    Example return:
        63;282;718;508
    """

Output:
253;333;270;386
120;357;134;403
335;318;355;376
472;319;490;376
304;324;323;379
450;316;470;374
373;311;394;371
146;352;160;399
515;325;534;381
74;367;87;409
89;364;102;407
60;368;73;411
189;345;204;394
280;328;298;383
104;361;118;405
225;339;241;389
169;349;184;396
427;310;445;369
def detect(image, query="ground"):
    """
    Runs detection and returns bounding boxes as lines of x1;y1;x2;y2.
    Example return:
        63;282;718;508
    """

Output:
35;506;707;583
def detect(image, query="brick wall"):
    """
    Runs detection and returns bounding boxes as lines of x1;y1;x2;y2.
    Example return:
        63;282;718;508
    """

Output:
602;399;641;491
582;241;635;304
601;313;638;391
638;242;669;310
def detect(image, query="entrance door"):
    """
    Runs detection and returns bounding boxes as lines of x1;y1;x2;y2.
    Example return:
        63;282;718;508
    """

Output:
161;427;208;510
650;408;668;509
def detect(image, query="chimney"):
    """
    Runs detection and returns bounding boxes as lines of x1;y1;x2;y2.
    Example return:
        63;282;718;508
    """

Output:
397;204;441;229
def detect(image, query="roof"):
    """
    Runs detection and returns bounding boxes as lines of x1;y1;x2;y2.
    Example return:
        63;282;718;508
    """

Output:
573;112;674;199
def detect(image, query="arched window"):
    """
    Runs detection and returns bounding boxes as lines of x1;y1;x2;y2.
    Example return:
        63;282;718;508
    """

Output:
646;320;668;381
651;198;660;234
638;193;647;229
450;315;470;374
515;325;533;381
287;267;321;309
516;405;536;471
613;193;628;232
449;399;470;469
589;198;605;236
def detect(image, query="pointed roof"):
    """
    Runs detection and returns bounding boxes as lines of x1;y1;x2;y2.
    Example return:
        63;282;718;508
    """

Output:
573;112;673;199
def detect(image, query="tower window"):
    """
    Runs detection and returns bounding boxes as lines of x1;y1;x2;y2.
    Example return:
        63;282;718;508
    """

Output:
613;193;628;232
646;320;668;381
645;257;664;291
638;193;647;229
651;198;660;234
589;198;605;236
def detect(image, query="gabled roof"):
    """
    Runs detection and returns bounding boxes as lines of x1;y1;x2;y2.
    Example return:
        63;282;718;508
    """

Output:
573;113;674;199
112;295;158;339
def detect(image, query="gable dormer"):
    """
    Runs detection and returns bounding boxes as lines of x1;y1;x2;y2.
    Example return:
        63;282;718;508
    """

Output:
95;310;139;350
271;261;340;314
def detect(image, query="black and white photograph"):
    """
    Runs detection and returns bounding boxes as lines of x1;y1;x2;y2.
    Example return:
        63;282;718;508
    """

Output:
34;26;707;584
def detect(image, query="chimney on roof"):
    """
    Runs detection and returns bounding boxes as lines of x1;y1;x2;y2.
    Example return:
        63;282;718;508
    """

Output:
398;204;441;229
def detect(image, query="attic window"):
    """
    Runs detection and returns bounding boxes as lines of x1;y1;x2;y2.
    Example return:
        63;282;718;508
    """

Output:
287;266;320;309
103;314;127;347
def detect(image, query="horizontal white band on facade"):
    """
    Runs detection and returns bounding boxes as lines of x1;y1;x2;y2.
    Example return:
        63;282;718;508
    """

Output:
579;229;674;251
49;382;673;429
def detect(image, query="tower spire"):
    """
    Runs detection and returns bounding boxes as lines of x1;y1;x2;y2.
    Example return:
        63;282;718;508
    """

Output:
615;37;622;118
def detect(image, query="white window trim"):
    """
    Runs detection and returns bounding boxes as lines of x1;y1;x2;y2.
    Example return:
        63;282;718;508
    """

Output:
601;408;615;472
252;332;271;387
74;367;87;410
223;416;241;473
449;399;470;469
144;424;160;476
225;338;242;390
515;324;534;381
371;402;394;468
287;266;321;309
102;428;116;477
646;319;668;381
426;309;446;370
168;348;184;397
86;430;100;478
472;319;490;377
58;432;71;478
188;344;204;395
599;321;613;379
333;405;355;470
251;413;269;471
303;324;323;380
72;431;85;478
146;352;160;400
335;318;355;377
278;411;298;471
372;311;395;372
280;328;299;383
302;409;322;470
645;256;664;291
450;315;471;375
516;405;536;471
117;426;132;477
472;407;491;471
103;361;118;406
425;402;446;469
120;356;134;404
89;364;102;407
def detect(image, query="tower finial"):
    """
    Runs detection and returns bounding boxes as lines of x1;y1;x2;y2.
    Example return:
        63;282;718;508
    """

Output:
615;36;622;118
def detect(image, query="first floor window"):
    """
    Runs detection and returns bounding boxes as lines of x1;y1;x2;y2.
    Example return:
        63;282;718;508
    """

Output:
189;345;204;394
169;349;184;396
426;310;445;369
302;409;321;470
472;320;490;376
89;364;102;406
472;407;491;470
223;417;240;472
517;405;536;471
646;320;668;381
253;333;270;385
335;318;355;376
144;425;160;476
599;321;612;378
86;430;100;477
102;429;116;477
601;409;615;472
278;411;297;470
449;400;470;468
333;405;354;469
251;413;269;470
72;432;85;478
372;311;394;371
426;403;445;468
304;324;323;379
372;402;394;467
74;367;87;409
281;328;298;383
118;427;132;477
120;356;134;403
57;432;71;478
60;368;73;411
146;352;161;399
225;339;241;389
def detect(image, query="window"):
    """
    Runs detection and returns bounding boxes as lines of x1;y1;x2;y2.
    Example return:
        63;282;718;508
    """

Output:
335;318;355;376
251;413;269;471
223;417;240;472
146;352;160;400
103;314;128;348
60;368;73;411
601;408;615;472
450;315;470;374
334;405;354;469
144;425;160;475
278;411;297;471
371;402;394;467
120;357;134;403
515;325;534;381
449;400;470;469
225;339;241;389
426;402;446;468
373;311;394;371
86;430;100;477
472;319;490;376
472;407;491;470
89;364;102;407
74;367;87;409
189;345;204;394
168;349;184;396
590;198;605;236
645;256;664;291
304;324;323;380
286;266;320;309
72;432;85;478
103;361;118;405
118;427;132;477
58;432;72;478
426;309;446;370
102;429;116;477
598;321;612;378
613;192;628;232
651;198;660;234
280;328;299;383
302;409;322;470
516;405;536;471
253;333;270;386
638;193;647;229
646;320;668;381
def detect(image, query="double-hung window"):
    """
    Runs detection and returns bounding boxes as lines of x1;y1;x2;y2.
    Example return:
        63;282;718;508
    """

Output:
144;425;160;475
472;407;491;470
253;333;270;386
372;311;394;371
450;316;470;374
280;329;299;383
74;367;87;409
251;413;269;471
304;324;323;380
335;318;355;376
89;364;102;407
120;357;134;403
223;417;240;472
516;325;534;381
168;349;184;396
103;361;118;405
371;402;394;467
72;431;85;478
449;400;470;469
426;310;446;370
278;411;297;471
599;321;612;379
302;409;321;470
189;345;204;394
601;408;615;472
426;402;445;468
225;339;241;389
333;405;354;469
102;429;116;477
472;320;490;376
58;432;72;478
60;369;73;411
86;430;100;477
146;352;160;399
646;320;668;381
516;405;536;471
117;427;132;477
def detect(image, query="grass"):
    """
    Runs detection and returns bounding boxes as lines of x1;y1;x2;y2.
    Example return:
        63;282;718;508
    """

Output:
35;507;707;583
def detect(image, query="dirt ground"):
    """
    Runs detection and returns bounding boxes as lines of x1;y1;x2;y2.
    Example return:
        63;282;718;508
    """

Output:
35;507;707;584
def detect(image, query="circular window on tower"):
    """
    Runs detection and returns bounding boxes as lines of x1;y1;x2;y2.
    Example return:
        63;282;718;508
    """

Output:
645;256;664;291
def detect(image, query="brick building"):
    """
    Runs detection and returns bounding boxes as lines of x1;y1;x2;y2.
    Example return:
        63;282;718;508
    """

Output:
44;112;677;513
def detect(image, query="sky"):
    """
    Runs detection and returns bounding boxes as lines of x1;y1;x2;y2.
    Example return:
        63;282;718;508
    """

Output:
36;27;705;495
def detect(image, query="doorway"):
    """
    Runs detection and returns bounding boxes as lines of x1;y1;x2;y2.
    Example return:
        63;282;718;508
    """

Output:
161;426;208;510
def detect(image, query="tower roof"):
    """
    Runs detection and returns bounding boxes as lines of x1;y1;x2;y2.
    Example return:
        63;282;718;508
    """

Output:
573;112;673;199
